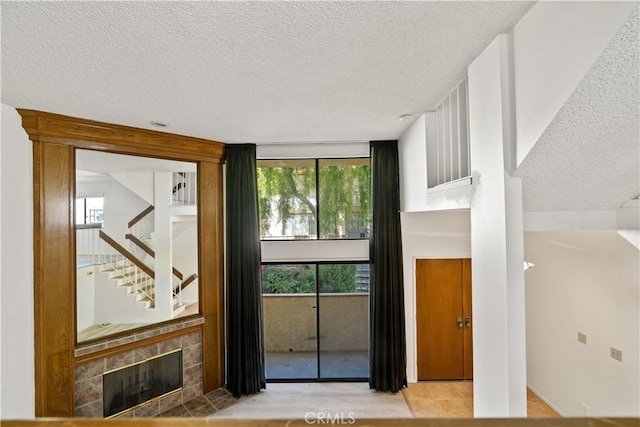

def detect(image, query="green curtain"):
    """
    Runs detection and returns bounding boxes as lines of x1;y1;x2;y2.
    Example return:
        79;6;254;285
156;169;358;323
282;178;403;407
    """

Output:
225;144;266;397
369;140;407;393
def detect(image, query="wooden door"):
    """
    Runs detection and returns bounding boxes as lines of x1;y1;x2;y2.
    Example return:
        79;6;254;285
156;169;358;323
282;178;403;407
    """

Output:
416;258;472;380
462;258;473;379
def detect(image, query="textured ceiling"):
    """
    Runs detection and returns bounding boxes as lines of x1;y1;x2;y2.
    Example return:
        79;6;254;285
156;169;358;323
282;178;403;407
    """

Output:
516;6;639;212
1;1;534;143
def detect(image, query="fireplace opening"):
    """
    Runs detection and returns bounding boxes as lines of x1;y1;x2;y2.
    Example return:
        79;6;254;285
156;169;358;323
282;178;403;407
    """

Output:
103;349;183;417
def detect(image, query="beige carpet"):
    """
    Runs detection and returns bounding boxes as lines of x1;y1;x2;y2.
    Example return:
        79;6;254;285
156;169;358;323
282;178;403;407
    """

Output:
402;382;560;418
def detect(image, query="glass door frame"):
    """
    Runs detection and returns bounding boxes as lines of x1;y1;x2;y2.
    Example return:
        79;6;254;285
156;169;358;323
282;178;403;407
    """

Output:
261;261;370;383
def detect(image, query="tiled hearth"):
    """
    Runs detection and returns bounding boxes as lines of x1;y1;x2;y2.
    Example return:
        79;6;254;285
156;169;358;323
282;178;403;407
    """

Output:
74;318;208;417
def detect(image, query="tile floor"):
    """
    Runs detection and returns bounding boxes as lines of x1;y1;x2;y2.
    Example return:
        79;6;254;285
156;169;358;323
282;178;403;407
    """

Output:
157;388;237;417
156;382;559;419
402;382;559;418
265;351;369;379
210;382;411;420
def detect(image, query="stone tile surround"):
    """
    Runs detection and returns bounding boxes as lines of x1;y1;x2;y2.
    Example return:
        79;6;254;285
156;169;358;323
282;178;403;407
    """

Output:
75;317;204;357
74;317;206;418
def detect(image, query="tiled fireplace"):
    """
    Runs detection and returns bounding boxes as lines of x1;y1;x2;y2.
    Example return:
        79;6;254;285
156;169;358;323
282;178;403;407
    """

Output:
103;349;183;417
74;318;205;417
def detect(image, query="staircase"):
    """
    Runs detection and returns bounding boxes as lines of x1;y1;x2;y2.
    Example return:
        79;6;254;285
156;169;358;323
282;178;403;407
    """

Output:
101;262;154;309
124;203;198;316
78;171;199;323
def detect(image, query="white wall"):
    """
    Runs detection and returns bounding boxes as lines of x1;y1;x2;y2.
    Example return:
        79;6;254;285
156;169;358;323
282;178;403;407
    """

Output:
1;104;35;418
525;231;640;416
401;210;471;383
256;141;369;159
93;269;155;324
512;1;636;166
76;266;96;331
153;172;174;320
109;172;155;205
468;34;527;417
172;220;198;304
77;179;148;246
617;200;640;250
398;114;427;212
261;239;368;263
398;112;476;213
0;103;3;420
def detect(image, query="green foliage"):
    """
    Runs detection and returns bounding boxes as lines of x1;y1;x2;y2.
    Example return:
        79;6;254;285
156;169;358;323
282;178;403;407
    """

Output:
318;264;356;293
261;265;315;294
257;160;370;238
319;163;370;238
257;163;316;236
261;264;358;294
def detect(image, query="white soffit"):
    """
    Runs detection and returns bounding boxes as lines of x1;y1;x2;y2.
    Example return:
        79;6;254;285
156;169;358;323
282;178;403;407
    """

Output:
76;150;196;174
516;7;640;212
1;1;533;144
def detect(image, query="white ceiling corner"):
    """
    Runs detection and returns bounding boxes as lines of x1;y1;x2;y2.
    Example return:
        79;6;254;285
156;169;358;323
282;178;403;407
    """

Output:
516;6;640;212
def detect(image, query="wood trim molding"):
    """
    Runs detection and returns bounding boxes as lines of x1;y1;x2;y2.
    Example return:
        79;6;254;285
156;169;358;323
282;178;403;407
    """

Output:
20;110;226;417
17;109;225;163
100;230;155;278
199;161;225;392
127;205;155;229
75;324;203;365
32;141;76;416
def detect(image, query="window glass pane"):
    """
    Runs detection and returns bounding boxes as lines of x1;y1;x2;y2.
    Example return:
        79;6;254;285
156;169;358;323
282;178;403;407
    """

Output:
85;197;104;224
257;159;316;240
318;263;369;379
318;158;370;239
261;264;315;294
75;198;86;225
262;264;317;379
318;263;369;293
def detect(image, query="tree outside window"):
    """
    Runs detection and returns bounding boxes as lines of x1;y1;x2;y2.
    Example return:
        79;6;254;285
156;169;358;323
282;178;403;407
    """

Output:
257;158;370;240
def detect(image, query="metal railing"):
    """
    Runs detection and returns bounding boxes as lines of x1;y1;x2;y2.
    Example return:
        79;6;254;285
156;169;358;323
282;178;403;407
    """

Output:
172;172;197;206
99;230;156;306
76;225;119;266
431;77;471;188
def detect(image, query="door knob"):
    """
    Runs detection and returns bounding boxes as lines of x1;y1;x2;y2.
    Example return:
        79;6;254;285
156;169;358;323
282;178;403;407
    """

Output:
456;316;463;329
464;317;471;328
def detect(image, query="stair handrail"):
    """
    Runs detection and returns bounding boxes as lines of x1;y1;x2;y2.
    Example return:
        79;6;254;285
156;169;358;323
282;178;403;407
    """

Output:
99;230;155;279
125;233;185;280
174;273;198;296
127;205;155;229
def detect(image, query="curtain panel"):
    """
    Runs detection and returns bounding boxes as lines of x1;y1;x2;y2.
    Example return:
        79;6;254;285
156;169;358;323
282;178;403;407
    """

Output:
369;140;407;393
225;144;266;397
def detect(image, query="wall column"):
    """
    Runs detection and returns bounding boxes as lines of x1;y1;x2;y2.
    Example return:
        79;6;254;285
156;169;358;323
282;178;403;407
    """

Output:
468;34;527;417
153;172;173;320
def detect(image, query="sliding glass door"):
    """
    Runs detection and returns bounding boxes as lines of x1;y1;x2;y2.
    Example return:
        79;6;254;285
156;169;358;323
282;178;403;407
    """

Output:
262;264;318;380
262;263;369;381
318;264;369;379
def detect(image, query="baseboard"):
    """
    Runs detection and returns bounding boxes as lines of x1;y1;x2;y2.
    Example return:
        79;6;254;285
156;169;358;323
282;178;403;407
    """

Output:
527;384;565;417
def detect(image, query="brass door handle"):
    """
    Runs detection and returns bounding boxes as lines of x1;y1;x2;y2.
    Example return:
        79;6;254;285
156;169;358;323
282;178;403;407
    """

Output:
456;316;463;329
464;317;471;328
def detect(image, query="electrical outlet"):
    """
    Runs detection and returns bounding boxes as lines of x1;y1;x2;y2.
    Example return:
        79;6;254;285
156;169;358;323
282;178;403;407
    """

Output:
577;332;587;344
610;347;622;362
